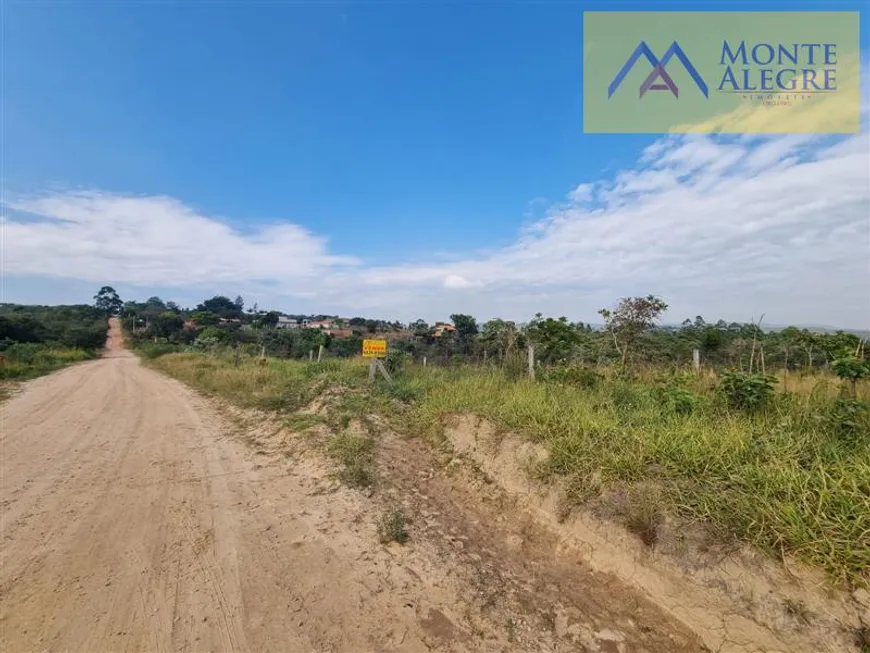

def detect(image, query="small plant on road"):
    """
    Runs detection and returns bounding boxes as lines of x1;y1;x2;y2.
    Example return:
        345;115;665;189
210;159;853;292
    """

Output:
327;431;376;488
377;506;409;544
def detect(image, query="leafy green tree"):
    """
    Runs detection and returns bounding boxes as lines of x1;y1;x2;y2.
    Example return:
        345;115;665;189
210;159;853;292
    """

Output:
253;311;280;329
152;312;185;338
449;313;478;354
189;311;220;326
598;295;668;369
94;286;123;315
329;335;363;358
196;296;242;319
197;326;230;343
795;329;819;369
832;355;870;398
524;314;581;364
410;319;429;337
480;318;519;362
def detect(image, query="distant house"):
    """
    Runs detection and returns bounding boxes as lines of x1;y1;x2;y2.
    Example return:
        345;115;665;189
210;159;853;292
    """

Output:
276;316;300;329
309;319;334;330
183;320;197;329
432;323;456;337
327;328;353;338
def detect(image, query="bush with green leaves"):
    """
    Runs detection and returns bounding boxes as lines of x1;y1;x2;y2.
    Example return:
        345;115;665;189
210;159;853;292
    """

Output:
719;370;778;412
659;386;697;415
542;363;602;389
826;398;870;442
384;349;410;374
377;507;409;544
831;355;870;398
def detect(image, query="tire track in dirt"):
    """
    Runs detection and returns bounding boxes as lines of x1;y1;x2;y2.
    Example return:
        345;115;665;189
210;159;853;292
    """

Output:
0;318;709;652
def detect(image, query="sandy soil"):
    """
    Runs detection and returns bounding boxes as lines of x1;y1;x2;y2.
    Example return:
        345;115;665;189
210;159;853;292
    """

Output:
0;319;707;652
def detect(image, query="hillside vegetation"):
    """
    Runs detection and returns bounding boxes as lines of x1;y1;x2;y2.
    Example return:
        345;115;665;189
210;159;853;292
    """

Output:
0;304;107;380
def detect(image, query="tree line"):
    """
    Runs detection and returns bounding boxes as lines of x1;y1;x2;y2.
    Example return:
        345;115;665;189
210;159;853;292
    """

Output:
109;287;867;375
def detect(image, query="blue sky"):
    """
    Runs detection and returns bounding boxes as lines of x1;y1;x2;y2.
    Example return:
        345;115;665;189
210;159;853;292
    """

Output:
4;2;869;327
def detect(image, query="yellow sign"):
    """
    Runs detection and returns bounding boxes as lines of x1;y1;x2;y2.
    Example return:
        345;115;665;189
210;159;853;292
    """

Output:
362;339;387;359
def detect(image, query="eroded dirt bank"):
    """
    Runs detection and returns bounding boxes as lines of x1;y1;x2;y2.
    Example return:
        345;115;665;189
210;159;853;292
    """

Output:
0;319;706;652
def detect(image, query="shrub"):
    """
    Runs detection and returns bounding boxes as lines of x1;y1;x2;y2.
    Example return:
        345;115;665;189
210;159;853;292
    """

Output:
542;364;602;389
659;386;697;415
377;507;409;544
831;355;870;398
827;398;870;443
719;370;777;412
384;350;410;374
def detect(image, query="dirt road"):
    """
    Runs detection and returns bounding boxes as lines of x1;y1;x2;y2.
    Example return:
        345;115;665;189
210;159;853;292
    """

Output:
0;319;704;652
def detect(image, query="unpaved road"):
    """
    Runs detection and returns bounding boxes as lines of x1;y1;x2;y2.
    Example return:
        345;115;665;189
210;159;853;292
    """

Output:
0;319;704;652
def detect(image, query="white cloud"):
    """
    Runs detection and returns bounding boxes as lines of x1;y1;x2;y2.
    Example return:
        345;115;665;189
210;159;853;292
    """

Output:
443;274;473;289
5;132;869;328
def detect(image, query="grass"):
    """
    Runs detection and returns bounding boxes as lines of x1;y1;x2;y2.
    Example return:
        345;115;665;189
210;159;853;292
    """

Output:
326;430;376;487
0;343;97;381
377;506;409;544
149;351;870;586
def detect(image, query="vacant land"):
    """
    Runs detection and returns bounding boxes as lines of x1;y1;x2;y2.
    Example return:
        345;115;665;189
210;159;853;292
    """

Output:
0;303;107;381
1;319;710;652
150;352;870;588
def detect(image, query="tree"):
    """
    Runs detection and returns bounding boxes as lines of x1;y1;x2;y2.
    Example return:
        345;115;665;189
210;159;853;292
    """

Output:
795;329;818;370
189;311;220;326
196;296;242;319
598;295;668;369
253;311;280;329
94;286;123;315
152;311;185;338
410;319;429;337
233;295;245;312
450;314;478;355
524;314;581;364
480;319;519;362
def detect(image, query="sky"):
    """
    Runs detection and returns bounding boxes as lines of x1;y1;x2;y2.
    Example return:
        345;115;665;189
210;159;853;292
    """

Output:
3;1;869;328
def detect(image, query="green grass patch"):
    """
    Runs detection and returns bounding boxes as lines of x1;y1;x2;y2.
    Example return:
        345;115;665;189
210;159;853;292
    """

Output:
149;351;870;585
326;431;376;487
0;343;97;381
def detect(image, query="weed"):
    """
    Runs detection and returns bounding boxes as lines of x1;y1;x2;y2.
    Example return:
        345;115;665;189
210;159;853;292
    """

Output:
327;431;376;488
719;370;778;412
542;363;602;389
625;495;663;547
377;506;409;544
659;386;697;415
284;413;322;432
827;398;870;443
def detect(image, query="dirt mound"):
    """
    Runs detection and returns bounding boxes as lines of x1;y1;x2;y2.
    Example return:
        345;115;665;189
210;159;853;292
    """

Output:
444;413;866;653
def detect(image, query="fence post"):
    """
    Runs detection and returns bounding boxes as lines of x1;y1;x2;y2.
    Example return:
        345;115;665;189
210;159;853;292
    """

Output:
309;349;313;361
233;344;241;367
422;356;427;367
692;349;700;372
368;359;376;381
317;344;324;362
528;345;535;381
